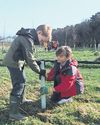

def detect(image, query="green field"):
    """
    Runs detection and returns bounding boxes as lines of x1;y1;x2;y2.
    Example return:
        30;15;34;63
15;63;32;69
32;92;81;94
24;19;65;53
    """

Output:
0;48;100;125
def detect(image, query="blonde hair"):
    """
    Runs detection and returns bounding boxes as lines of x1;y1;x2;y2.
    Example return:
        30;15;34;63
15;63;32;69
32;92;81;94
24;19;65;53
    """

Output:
36;24;52;37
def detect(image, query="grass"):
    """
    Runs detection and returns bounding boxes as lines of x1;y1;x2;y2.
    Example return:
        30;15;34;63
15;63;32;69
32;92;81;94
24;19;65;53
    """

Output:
0;46;100;61
0;48;100;125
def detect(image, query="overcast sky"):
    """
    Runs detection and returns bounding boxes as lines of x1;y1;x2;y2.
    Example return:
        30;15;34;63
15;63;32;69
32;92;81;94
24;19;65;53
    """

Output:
0;0;100;36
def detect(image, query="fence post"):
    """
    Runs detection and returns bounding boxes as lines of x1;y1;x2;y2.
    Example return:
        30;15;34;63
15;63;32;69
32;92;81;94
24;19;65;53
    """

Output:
1;41;4;53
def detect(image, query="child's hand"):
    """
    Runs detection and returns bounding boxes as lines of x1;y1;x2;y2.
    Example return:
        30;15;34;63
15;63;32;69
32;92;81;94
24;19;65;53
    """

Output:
53;88;56;92
45;73;48;80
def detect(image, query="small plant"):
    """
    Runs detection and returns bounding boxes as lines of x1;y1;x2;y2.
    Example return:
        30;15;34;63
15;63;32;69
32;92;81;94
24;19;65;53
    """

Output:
94;51;100;56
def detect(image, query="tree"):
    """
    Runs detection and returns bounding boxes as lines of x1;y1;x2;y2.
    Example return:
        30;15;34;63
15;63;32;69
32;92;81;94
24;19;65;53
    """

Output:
90;12;100;49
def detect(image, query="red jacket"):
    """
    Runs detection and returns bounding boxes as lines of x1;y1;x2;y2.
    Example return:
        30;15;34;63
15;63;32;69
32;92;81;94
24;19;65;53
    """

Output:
47;59;84;98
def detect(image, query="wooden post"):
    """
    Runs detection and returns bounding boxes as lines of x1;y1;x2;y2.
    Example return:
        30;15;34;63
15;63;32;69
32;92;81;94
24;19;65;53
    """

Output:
1;41;4;53
94;38;96;51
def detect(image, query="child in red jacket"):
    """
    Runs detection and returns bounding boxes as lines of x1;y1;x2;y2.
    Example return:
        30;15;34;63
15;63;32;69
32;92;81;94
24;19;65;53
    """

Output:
47;46;84;104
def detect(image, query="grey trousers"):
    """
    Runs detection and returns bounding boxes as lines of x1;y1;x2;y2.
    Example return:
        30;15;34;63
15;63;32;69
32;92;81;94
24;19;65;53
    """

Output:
7;66;26;99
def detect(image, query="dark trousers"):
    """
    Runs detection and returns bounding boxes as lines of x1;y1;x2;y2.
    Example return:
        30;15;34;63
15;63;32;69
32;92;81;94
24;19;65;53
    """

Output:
7;66;26;99
51;92;61;103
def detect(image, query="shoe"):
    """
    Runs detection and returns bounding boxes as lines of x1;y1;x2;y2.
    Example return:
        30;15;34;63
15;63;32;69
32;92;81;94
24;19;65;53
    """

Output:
9;113;26;121
57;97;73;104
9;96;26;121
21;98;33;104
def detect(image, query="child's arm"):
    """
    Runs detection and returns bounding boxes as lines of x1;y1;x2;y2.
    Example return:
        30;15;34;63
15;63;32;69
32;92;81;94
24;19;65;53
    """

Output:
46;68;55;81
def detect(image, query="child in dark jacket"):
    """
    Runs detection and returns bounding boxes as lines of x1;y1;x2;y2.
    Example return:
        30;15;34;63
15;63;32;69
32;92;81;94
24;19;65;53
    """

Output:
47;46;84;104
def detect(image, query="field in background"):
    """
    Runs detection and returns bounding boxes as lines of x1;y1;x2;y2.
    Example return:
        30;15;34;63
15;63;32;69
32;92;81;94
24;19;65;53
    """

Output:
0;46;100;125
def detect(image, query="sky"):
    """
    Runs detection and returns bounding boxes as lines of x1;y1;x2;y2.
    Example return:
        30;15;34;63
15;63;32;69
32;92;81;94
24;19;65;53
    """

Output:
0;0;100;36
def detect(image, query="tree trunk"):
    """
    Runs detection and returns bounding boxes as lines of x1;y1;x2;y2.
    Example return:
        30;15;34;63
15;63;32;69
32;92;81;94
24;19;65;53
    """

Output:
94;38;96;51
